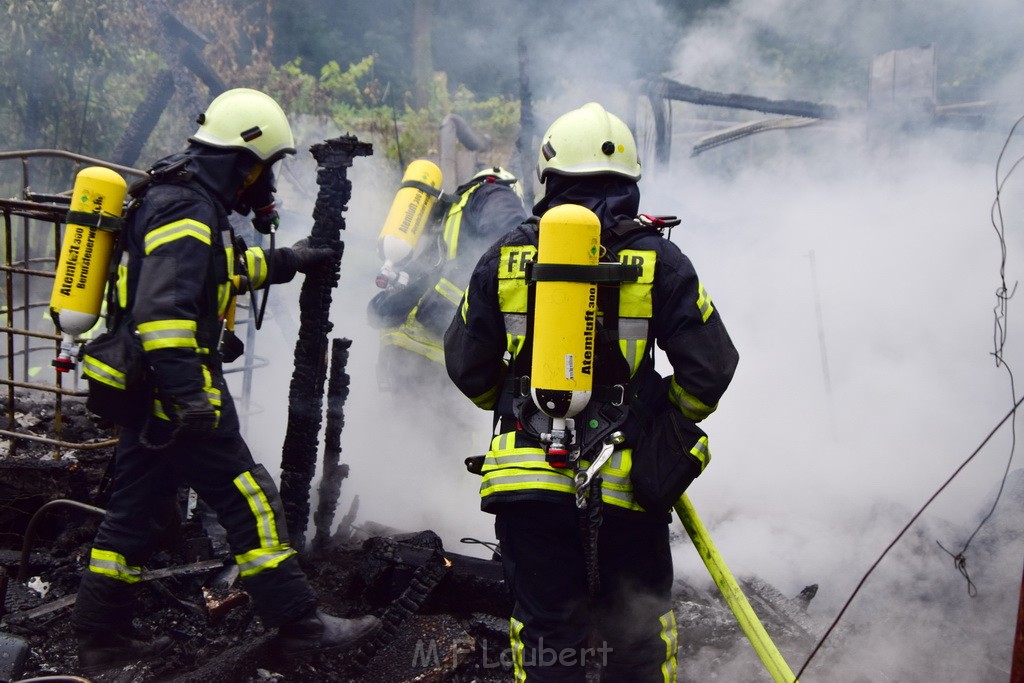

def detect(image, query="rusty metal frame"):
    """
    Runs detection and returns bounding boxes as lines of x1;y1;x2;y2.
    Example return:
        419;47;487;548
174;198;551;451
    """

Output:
0;150;146;457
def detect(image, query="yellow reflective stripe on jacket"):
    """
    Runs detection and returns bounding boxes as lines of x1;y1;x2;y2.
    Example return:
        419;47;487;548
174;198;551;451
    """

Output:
691;435;710;471
88;547;143;584
503;312;528;358
660;610;679;682
497;246;655;374
233;470;296;577
245;247;268;288
470;383;500;410
618;249;655;318
381;316;444;364
144;218;212;254
696;281;714;323
434;277;464;306
152;366;221;421
480;432;644;511
217;282;232;318
668;376;716;422
442;183;481;260
81;355;126;390
480;433;575;498
235;544;297;578
137;319;198;351
510;617;527;683
498;245;535;314
616;249;655;375
116;258;129;309
497;245;529;358
618;318;650;376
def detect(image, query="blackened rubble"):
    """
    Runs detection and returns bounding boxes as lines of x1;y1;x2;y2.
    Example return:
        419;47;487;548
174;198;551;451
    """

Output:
0;391;833;682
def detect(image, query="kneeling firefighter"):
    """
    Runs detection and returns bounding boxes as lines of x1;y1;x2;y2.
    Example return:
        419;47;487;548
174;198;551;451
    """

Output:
71;88;379;673
368;164;527;392
444;102;739;681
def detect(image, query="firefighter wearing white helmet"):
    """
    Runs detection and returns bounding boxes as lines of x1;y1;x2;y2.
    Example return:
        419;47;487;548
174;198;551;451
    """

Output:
536;100;642;182
191;87;296;163
445;102;739;681
71;88;379;673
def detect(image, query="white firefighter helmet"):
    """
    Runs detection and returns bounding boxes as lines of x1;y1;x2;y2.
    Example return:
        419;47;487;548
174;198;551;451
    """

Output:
472;166;524;203
191;88;296;163
536;102;641;182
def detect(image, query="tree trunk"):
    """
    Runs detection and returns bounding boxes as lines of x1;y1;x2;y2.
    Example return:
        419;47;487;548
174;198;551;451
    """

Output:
411;0;434;110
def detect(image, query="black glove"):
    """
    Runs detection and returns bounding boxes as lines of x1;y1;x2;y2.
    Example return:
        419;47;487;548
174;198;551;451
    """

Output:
290;238;338;275
172;389;218;436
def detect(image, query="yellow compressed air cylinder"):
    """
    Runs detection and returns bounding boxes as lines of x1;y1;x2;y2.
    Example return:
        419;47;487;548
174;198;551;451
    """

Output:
49;166;127;370
529;203;601;420
376;159;443;287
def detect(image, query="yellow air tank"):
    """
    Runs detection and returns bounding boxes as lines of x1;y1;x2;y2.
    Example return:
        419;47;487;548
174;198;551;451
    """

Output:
376;159;443;288
49;166;127;371
529;204;600;464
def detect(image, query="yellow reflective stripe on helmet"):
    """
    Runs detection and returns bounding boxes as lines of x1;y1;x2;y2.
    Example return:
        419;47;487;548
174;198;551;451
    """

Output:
144;218;212;254
696;281;714;323
511;617;527;683
81;355;126;390
660;610;679;682
668;377;715;422
434;277;464;306
235;544;298;578
88;548;143;584
245;247;268;288
691;435;711;471
137;319;198;351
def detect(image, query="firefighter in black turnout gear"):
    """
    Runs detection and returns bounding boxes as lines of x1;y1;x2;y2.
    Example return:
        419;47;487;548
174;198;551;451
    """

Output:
369;166;527;392
444;102;739;681
71;88;379;673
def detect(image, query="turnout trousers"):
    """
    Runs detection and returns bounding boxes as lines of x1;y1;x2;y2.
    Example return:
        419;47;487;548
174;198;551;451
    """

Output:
72;372;316;632
493;500;678;682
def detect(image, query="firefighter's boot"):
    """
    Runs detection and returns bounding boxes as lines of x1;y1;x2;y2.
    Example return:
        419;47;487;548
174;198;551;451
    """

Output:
77;629;174;673
277;608;381;656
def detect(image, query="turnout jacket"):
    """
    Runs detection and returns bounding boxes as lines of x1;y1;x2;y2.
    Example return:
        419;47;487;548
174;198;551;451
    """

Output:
122;150;299;416
444;214;739;511
377;177;526;363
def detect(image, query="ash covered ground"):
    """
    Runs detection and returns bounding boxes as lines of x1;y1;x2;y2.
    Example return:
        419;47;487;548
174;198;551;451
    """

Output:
0;391;1020;682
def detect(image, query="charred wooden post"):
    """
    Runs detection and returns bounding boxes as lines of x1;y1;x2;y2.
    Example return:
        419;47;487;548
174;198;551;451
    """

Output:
312;337;352;552
279;136;371;552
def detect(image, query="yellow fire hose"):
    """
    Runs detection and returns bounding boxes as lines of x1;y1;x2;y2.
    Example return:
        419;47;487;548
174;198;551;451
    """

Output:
675;493;799;683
